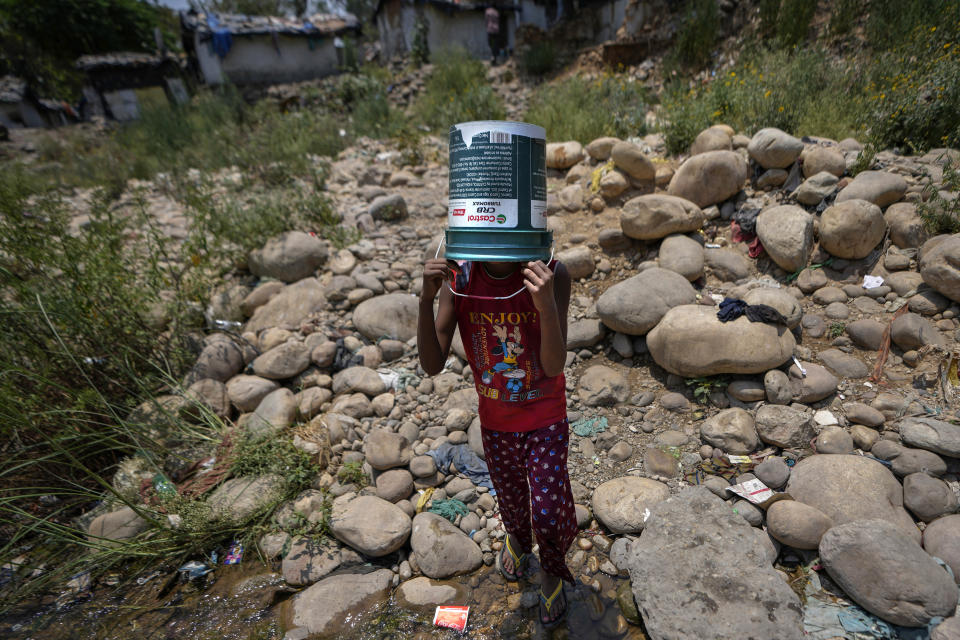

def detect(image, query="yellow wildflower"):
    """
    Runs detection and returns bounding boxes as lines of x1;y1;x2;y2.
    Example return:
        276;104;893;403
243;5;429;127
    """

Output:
764;90;771;98
778;106;784;112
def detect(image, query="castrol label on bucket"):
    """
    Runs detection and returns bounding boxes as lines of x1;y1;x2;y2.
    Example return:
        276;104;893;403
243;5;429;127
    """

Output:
448;121;547;230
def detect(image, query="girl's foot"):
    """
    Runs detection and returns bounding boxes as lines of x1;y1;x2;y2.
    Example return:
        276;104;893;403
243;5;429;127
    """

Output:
496;534;529;582
539;578;567;629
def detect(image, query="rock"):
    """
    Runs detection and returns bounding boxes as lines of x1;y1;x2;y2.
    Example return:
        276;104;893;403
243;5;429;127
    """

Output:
766;500;833;550
754;456;790;489
803;147;846;178
585;136;620;160
592;476;670;534
282;537;342;586
353;293;419;342
743;288;802;329
846;319;886;350
756;205;815;272
364;429;413;470
812;286;847;305
816;426;854;454
207;475;285;524
844;402;885;427
726;379;766;402
764;369;792;404
700;408;759;454
924;515;960;585
891;447;947;478
611;141;655;181
227;375;279;412
247;388;297;438
557;246;595;280
891;312;945;350
246;278;327;334
410;512;482;578
183;378;230;419
667;150;749;207
788;361;838;403
289;569;393;638
785;454;919;543
192;340;243;383
596;268;697;335
933;616;960;640
658;234;704;281
754;405;816;449
818;349;870;379
598;228;632;252
885;203;929;249
628;487;804;640
567;319;606;349
921;235;960;302
705;247;753;281
241;281;284;317
644;447;679;477
796;268;828;293
546;141;584;169
885;246;912;270
87;506;149;546
558;183;583;211
748;128;804;169
887;271;925;296
369;194;407;221
819;199;887;259
376;469;415;503
904;473;958;523
793;171;839;205
648;305;795;376
620;194;705;240
578;365;629;406
851;425;881;450
330;495;411;556
820;519;957;627
690;126;732;156
836;170;908;208
333;366;386;397
909;290;951;315
757;168;788;189
248;231;327;283
252;342;311;380
609;441;634;462
900;417;960;458
396;576;470;610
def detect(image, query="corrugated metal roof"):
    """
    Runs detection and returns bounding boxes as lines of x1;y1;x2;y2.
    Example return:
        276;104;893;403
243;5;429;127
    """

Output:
75;52;177;71
182;11;360;36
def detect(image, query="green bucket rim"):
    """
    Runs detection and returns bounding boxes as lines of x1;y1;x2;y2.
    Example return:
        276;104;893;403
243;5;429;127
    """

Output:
444;228;553;262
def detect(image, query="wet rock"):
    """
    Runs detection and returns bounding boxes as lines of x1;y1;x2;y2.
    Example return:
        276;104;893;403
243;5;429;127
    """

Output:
628;487;804;640
819;200;887;260
330;495;411;557
597;268;697;335
754;404;815;448
667;150;749;207
748;128;803;169
248;231;327;283
592;476;670;534
207;475;285;524
904;473;958;523
766;500;833;550
836;170;907;208
353;293;419;342
289;569;393;638
282;537;341;586
820;519;957;627
700;408;759;454
620;195;705;240
410;512;482;578
756;205;815;272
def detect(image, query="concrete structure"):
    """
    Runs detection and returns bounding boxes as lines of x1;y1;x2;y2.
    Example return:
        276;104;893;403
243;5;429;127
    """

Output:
76;52;187;122
0;76;55;129
180;11;361;86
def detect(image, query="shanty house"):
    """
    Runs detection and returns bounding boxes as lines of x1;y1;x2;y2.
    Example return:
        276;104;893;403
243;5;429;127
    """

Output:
180;11;361;86
76;52;187;122
0;76;56;128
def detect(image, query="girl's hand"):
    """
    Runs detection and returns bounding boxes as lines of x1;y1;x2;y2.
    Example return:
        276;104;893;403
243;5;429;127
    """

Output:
523;261;556;313
422;259;460;301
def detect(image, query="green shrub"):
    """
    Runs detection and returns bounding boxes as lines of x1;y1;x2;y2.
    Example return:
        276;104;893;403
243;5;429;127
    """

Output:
866;0;947;51
414;48;505;130
829;0;862;37
525;74;648;143
520;40;558;76
777;0;816;47
671;0;720;68
231;436;321;494
758;0;781;37
919;157;960;234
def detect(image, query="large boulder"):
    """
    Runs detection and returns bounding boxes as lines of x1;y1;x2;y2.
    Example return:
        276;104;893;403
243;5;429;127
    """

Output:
546;141;584;169
885;203;929;249
226;375;279;412
333;366;387;397
657;234;704;281
329;495;411;557
248;231;327;283
288;569;393;638
363;429;413;470
353;293;419;341
87;506;150;547
596;268;697;335
836;170;907;208
755;205;814;272
628;487;804;640
207;475;285;524
923;515;960;585
647;305;795;377
592;476;670;534
920;235;960;302
785;454;920;543
900;417;960;458
890;312;946;350
410;512;482;578
819;199;887;259
245;278;327;333
689;126;732;156
247;388;297;438
611;141;655;181
741;288;802;329
747;128;804;169
620;194;705;241
820;519;957;627
251;342;311;380
700;408;759;454
803;146;846;177
667;150;749;207
192;340;244;383
766;500;833;550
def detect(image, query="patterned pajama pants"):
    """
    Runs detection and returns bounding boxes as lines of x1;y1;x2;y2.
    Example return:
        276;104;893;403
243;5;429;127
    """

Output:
481;419;578;582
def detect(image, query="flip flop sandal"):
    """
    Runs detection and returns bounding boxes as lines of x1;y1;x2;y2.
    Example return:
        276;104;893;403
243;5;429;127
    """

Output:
539;580;567;629
496;535;528;582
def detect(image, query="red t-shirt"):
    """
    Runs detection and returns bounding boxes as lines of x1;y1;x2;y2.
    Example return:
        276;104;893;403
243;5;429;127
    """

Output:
452;262;567;432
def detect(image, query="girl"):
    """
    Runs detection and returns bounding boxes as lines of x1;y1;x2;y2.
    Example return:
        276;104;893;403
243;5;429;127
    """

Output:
418;256;577;628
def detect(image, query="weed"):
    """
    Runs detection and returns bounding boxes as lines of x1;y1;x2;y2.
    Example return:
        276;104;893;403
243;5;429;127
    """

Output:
411;15;430;67
670;0;719;69
829;0;862;37
866;0;947;51
231;436;321;493
337;460;368;487
414;48;505;129
685;376;727;404
777;0;816;47
849;144;877;176
829;322;847;339
526;74;647;143
520;40;558;77
919;157;960;234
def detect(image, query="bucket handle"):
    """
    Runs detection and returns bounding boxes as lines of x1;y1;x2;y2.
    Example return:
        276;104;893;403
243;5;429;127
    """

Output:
434;236;554;301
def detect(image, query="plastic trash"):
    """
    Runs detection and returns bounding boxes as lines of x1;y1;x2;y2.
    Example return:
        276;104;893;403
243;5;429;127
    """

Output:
212;319;242;330
862;275;885;289
572;416;608;437
223;541;243;565
178;561;213;579
152;473;177;500
434;605;470;632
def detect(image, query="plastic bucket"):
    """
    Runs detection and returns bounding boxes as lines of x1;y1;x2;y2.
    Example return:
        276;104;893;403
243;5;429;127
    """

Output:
445;121;552;262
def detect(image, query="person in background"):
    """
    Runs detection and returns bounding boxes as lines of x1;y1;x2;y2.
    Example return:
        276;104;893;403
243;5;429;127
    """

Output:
485;5;501;65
